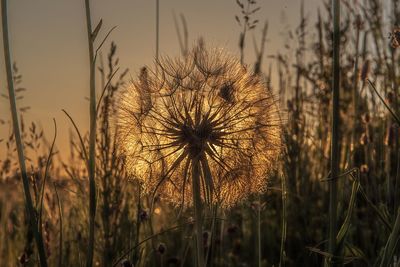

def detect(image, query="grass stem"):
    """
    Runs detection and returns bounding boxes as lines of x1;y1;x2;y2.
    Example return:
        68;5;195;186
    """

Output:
257;194;262;267
156;0;159;61
1;0;48;266
328;0;340;265
54;183;63;267
279;172;287;267
84;0;97;266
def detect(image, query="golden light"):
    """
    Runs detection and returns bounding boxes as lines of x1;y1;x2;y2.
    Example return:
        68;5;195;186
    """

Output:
117;43;282;208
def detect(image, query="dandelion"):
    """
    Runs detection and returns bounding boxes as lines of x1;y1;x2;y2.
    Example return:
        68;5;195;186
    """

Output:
118;44;281;207
390;27;400;48
156;243;167;255
360;60;370;82
117;43;282;266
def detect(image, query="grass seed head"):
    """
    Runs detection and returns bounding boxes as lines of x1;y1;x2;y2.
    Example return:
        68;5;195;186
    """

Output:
390;27;400;48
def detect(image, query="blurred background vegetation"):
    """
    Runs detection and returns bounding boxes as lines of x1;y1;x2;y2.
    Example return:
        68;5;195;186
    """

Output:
1;0;400;266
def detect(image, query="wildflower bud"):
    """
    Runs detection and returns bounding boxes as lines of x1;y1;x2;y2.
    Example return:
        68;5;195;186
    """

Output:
360;60;370;81
203;231;211;247
361;113;370;124
121;259;133;267
353;14;364;31
157;243;167;255
227;224;238;235
203;230;209;240
360;164;369;174
385;123;399;146
232;239;242;255
360;133;368;145
390;28;400;48
187;216;195;224
386;91;394;105
139;210;148;222
287;100;293;111
76;231;82;241
19;253;29;264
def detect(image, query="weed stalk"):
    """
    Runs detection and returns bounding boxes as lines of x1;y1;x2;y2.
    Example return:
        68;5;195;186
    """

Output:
328;0;341;265
1;0;48;266
84;0;97;266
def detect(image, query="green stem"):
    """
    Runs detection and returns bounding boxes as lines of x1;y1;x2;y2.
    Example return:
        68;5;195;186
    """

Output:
257;194;262;267
1;1;48;266
328;0;340;265
206;204;218;266
38;119;57;233
279;173;287;267
84;0;97;266
367;79;400;126
155;0;159;61
192;160;205;267
54;183;63;267
350;22;361;167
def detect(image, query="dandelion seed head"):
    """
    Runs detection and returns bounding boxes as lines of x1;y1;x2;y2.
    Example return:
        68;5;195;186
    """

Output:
390;28;400;48
117;43;282;208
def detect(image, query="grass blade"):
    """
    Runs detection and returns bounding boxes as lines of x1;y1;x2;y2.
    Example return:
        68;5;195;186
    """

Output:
38;119;57;231
54;182;63;267
336;176;360;253
328;0;341;265
379;208;400;267
367;79;400;125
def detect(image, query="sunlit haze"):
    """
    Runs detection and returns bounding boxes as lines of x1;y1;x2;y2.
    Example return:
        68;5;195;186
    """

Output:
0;0;319;159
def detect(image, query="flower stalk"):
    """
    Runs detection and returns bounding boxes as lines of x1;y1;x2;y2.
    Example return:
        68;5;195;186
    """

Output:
117;44;282;266
192;159;205;267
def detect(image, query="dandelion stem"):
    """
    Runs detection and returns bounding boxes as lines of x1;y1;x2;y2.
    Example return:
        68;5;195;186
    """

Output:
279;172;287;267
1;0;48;266
192;159;205;267
257;194;262;267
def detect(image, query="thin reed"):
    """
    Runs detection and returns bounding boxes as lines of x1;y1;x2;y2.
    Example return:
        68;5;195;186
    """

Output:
1;0;48;266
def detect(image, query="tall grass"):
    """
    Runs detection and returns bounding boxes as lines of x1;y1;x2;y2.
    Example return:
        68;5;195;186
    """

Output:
0;1;400;266
1;0;48;266
84;0;97;266
328;0;340;265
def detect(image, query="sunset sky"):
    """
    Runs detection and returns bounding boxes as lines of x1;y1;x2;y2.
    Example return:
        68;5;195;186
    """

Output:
0;0;320;159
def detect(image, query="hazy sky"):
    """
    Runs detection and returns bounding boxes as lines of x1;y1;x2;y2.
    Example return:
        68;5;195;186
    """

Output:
0;0;320;159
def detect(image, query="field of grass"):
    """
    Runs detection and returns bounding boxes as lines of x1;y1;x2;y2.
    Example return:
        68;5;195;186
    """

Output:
0;0;400;266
